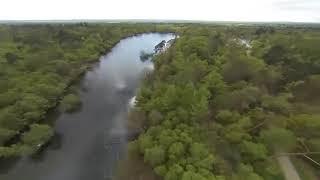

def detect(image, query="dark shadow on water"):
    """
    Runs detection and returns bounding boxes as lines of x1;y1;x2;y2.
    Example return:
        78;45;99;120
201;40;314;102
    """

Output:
48;133;63;150
0;158;20;174
30;133;63;162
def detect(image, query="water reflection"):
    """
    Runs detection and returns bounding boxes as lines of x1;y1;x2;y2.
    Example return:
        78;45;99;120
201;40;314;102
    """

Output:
0;33;174;180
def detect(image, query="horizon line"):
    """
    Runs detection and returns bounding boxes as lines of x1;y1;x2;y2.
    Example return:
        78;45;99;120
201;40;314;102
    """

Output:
0;19;319;24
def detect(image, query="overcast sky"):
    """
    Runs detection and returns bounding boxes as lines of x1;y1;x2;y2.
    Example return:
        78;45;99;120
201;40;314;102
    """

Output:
0;0;319;22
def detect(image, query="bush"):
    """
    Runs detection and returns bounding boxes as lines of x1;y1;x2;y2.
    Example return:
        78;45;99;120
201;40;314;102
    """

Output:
60;93;81;112
21;124;54;155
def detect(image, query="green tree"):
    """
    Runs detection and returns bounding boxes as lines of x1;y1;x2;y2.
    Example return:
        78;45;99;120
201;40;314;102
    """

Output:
138;134;154;153
222;53;265;83
4;52;19;64
0;128;15;144
240;141;268;161
182;171;208;180
60;93;81;112
21;124;53;154
164;164;184;180
168;142;185;161
260;127;297;152
144;145;166;166
235;163;264;180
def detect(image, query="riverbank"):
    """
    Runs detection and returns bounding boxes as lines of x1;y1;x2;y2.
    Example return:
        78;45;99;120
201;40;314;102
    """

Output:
0;33;175;180
0;23;178;159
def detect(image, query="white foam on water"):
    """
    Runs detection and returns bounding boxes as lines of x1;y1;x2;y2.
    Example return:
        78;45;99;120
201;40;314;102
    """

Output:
128;96;136;108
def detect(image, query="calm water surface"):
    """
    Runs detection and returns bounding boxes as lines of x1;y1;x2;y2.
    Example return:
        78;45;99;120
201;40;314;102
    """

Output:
0;33;174;180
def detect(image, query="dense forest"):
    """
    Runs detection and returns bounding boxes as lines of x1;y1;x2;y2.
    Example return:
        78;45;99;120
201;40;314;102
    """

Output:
0;23;319;179
117;25;320;179
0;23;176;157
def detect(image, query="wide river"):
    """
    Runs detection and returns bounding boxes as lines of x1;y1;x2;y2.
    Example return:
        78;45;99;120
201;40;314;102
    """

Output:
0;33;175;180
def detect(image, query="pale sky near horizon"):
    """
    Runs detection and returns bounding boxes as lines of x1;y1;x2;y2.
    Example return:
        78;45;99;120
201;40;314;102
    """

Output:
0;0;319;22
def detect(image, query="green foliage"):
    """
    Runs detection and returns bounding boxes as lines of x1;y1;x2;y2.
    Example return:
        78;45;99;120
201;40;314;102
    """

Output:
261;94;292;115
168;142;185;160
128;25;320;179
138;134;154;153
148;110;164;126
202;70;226;98
60;93;81;112
144;83;210;123
0;23;175;158
221;51;265;83
155;165;168;176
215;110;240;125
235;163;264;180
260;127;297;152
182;171;209;180
289;75;320;103
240;141;268;161
2;23;320;178
215;85;262;112
0;145;21;158
21;124;53;154
144;145;166;166
164;164;184;180
0;128;15;144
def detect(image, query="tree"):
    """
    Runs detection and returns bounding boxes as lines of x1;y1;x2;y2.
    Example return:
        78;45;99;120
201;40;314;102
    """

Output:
182;171;208;180
0;128;14;144
168;142;185;161
289;75;320;103
164;164;184;180
0;91;18;108
0;106;24;130
22;124;53;146
144;145;166;166
235;163;264;180
154;165;168;177
208;33;224;56
215;86;262;112
202;70;226;99
261;94;292;115
260;127;297;152
138;134;154;153
215;110;240;125
0;145;21;158
240;141;268;161
60;93;81;112
253;65;282;92
222;53;265;83
16;93;49;122
21;124;53;154
148;110;164;126
4;52;19;64
181;36;209;59
263;44;290;65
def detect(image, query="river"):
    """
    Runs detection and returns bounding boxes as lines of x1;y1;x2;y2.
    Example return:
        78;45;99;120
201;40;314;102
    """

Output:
0;33;175;180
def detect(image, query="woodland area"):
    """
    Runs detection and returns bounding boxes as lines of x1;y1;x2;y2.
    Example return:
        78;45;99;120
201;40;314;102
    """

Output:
0;23;175;157
119;25;320;180
0;23;319;179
